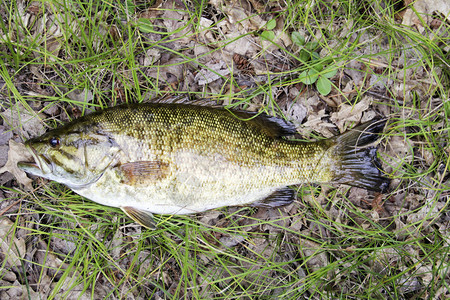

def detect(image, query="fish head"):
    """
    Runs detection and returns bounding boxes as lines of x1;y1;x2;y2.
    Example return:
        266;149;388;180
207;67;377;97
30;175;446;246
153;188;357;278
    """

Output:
19;120;121;189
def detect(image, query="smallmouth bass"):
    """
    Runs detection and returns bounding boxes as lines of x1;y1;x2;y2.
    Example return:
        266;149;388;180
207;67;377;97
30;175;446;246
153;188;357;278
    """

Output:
19;103;390;228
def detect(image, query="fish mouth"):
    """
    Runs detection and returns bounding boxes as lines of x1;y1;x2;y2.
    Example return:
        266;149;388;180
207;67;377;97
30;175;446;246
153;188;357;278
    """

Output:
17;143;103;189
18;144;53;176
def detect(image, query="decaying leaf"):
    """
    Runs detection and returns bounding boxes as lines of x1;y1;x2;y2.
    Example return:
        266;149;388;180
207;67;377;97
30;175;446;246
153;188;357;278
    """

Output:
402;0;450;32
385;135;414;174
1;103;45;139
330;97;371;132
0;126;13;146
300;239;328;272
0;140;34;190
282;101;307;127
0;280;41;299
0;217;26;268
195;61;231;85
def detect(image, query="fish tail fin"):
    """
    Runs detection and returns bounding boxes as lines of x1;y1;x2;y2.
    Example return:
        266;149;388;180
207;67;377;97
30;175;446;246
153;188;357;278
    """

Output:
331;119;391;193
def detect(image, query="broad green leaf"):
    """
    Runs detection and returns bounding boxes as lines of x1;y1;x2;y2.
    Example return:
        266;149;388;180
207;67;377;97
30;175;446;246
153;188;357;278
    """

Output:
265;19;277;30
260;31;275;41
313;62;324;71
323;68;338;78
299;49;310;62
306;41;319;51
317;76;332;95
137;18;153;33
299;69;319;85
311;52;320;60
291;32;305;46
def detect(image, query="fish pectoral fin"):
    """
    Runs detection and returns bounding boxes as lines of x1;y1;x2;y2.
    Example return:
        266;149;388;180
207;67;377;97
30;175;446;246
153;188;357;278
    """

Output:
249;187;296;208
121;206;156;229
117;161;169;186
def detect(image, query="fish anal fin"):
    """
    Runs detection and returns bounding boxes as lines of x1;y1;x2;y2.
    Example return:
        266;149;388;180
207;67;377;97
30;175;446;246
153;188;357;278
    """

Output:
121;206;156;229
118;161;169;186
250;188;296;208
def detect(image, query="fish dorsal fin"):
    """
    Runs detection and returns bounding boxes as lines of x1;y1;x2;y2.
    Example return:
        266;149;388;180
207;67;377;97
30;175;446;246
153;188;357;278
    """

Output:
146;96;297;137
147;95;222;107
121;206;156;229
249;187;296;208
229;110;297;138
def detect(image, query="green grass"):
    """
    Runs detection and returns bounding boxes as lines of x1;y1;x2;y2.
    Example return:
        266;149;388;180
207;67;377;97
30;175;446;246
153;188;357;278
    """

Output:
0;0;449;299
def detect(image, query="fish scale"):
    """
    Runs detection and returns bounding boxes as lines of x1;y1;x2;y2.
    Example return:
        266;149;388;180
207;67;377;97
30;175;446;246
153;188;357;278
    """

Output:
19;102;390;228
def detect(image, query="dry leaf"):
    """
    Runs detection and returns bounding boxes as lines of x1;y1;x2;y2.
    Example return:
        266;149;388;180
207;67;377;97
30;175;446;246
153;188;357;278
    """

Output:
283;101;307;127
0;126;13;146
0;280;40;299
302;108;336;138
67;88;94;104
0;218;26;268
0;140;34;190
330;97;371;132
1;103;45;139
402;0;450;32
300;239;328;271
219;234;246;248
195;61;231;85
385;135;414;174
32;13;69;60
0;145;8;168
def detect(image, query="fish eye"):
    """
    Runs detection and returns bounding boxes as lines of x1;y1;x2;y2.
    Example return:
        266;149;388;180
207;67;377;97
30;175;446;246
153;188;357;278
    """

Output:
49;136;60;148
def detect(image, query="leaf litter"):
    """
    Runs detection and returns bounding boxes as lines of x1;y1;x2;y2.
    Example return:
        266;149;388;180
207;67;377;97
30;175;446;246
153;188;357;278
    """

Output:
0;0;449;299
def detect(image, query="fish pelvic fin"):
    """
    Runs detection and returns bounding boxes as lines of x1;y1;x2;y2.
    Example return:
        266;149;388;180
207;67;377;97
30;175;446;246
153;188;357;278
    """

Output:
121;206;156;229
331;119;391;193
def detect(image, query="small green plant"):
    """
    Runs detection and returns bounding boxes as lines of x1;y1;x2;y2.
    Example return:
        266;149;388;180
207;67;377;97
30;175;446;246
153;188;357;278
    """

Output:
292;32;337;95
260;18;277;41
137;18;154;33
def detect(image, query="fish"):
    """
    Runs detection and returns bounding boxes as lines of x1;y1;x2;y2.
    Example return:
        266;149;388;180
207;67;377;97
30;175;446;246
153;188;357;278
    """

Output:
18;102;390;228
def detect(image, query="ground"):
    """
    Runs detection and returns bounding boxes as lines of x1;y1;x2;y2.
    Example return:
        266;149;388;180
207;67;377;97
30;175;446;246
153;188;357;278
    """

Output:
0;0;449;299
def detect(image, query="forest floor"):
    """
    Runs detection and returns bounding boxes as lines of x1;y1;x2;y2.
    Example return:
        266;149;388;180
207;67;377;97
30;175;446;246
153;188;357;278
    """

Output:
0;0;449;299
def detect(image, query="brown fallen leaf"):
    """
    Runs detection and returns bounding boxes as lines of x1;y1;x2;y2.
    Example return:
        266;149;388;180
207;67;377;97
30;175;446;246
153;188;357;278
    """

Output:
0;140;34;190
330;97;371;132
0;217;26;268
1;103;45;139
402;0;450;32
